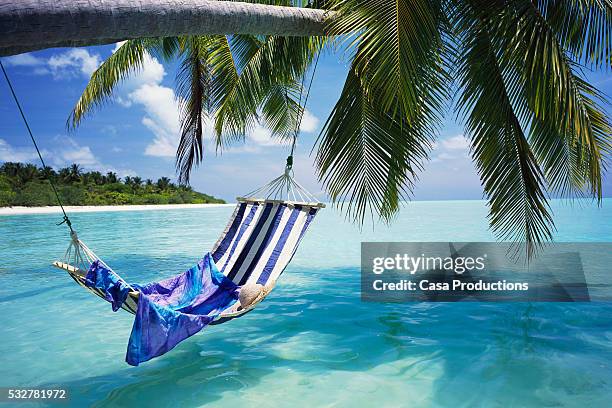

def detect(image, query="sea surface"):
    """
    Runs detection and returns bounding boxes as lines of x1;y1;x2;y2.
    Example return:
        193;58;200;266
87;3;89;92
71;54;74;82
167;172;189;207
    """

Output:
1;199;611;407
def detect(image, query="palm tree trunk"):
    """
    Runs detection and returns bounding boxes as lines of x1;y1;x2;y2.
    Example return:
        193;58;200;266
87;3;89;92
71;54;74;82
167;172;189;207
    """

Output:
0;0;331;56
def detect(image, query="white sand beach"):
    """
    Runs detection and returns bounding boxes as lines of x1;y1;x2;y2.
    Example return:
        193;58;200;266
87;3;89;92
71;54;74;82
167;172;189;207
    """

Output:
0;203;234;216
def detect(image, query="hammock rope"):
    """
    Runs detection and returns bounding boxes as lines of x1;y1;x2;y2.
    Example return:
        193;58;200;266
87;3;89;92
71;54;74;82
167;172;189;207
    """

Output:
0;59;74;233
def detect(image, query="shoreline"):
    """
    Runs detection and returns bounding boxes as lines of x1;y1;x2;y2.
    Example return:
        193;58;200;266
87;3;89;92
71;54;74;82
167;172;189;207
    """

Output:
0;203;234;216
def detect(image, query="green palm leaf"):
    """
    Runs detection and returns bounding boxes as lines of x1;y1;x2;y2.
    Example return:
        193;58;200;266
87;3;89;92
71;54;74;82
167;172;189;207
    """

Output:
214;35;321;147
260;82;303;141
328;0;447;121
536;0;612;68
315;64;432;222
175;37;212;183
500;1;611;198
455;8;554;255
68;39;150;128
318;0;448;221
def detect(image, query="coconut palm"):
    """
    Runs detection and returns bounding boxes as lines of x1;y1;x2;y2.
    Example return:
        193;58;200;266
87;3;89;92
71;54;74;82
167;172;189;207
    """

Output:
57;1;612;255
19;164;39;185
0;162;23;181
89;171;105;185
68;164;82;183
105;171;119;184
157;177;172;191
39;166;57;181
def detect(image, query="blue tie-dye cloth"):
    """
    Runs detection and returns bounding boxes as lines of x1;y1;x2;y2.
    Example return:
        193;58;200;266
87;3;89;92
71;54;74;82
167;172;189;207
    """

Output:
85;253;239;366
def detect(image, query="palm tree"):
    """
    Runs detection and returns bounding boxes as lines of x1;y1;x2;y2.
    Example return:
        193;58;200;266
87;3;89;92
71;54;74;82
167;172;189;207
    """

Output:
1;162;23;180
132;176;143;188
30;1;612;254
19;164;39;185
58;167;71;183
89;171;105;185
157;177;172;191
106;172;119;184
68;164;82;183
124;176;142;193
39;166;57;181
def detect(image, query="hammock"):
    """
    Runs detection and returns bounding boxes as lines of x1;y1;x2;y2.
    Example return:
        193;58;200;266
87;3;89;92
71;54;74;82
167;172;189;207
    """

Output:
52;176;324;323
50;167;323;364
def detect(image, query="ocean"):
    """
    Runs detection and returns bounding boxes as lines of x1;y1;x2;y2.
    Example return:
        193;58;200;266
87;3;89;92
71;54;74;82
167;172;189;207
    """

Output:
1;199;611;407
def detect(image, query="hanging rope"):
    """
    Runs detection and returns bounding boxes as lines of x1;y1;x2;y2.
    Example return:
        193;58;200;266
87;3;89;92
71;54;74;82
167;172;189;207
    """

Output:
243;46;323;204
286;46;322;171
0;58;74;233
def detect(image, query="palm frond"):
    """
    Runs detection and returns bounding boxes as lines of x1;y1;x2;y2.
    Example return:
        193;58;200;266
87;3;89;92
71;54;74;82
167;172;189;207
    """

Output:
260;82;303;141
317;0;448;222
536;0;612;68
315;64;431;222
207;35;241;111
147;37;183;62
214;35;321;147
175;37;211;184
497;1;611;199
68;39;149;128
328;0;448;122
455;9;554;256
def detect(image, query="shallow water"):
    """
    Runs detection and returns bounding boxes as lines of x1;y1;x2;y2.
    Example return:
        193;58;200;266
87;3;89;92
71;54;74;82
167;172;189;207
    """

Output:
1;200;611;407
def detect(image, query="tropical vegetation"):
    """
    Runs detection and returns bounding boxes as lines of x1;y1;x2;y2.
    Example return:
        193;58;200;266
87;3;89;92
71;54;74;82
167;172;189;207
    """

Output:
62;1;612;255
0;162;225;207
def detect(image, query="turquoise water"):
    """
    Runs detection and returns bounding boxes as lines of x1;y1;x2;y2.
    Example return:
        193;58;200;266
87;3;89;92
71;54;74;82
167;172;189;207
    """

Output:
1;199;611;407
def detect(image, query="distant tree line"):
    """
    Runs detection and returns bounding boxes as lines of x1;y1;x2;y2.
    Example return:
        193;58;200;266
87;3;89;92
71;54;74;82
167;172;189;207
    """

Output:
0;162;225;206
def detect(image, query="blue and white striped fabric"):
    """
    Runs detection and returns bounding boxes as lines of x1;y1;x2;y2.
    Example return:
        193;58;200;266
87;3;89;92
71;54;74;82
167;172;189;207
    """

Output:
54;197;321;323
211;199;320;287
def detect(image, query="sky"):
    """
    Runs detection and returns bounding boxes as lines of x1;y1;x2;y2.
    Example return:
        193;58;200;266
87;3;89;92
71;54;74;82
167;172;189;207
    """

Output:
1;43;611;203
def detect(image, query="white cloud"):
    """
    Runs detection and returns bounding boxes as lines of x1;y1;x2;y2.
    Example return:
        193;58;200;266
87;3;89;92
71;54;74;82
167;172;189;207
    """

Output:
130;84;179;136
105;45;178;157
440;135;469;150
248;125;278;147
47;49;101;78
130;83;180;158
300;110;320;133
430;135;471;163
114;55;165;99
4;53;45;67
142;117;179;157
6;49;101;79
52;136;98;167
53;136;135;177
0;139;41;162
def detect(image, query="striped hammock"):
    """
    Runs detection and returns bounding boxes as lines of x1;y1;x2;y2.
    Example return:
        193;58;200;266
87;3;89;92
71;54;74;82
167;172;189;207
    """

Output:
53;169;324;323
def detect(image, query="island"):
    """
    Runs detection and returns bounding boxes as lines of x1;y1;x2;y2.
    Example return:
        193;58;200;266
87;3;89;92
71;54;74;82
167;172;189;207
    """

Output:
0;162;225;206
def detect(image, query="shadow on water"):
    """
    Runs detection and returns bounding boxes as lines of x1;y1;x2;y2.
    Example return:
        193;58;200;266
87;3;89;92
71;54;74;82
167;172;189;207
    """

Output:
0;283;71;304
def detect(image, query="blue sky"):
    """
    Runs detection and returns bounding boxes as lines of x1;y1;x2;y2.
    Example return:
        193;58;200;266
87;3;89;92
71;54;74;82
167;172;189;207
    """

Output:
1;44;610;202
